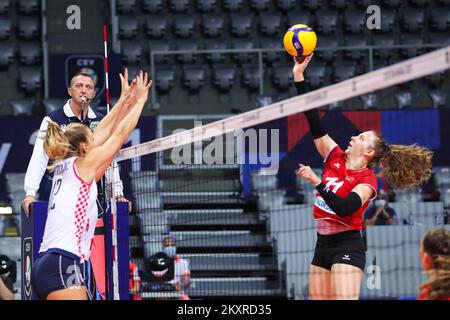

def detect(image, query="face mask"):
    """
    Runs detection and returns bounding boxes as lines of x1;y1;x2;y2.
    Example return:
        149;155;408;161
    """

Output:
375;199;386;207
164;246;176;257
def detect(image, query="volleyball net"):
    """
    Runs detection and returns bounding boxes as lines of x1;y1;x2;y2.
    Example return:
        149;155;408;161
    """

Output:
109;47;450;299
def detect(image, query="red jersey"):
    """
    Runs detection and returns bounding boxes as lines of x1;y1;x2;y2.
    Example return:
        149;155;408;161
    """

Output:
313;145;377;233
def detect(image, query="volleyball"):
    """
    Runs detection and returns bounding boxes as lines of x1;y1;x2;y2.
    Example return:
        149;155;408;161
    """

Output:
283;24;317;58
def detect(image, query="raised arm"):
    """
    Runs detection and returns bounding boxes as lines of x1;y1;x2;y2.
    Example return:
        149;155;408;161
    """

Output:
77;71;152;183
92;68;132;148
293;54;337;159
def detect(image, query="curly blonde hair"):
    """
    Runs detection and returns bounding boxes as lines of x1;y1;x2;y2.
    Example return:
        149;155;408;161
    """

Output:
368;131;433;189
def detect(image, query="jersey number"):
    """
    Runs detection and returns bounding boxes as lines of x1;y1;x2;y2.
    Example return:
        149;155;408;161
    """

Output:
49;178;62;210
324;177;344;193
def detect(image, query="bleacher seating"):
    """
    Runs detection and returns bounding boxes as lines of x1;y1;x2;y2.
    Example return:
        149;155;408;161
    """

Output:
182;64;206;94
0;42;13;69
10;99;35;115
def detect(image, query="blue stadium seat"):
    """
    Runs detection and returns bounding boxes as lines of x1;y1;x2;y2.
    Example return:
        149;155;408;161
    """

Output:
18;0;39;14
0;0;11;14
149;40;171;64
18;41;41;65
271;61;293;91
0;17;12;40
242;63;261;93
169;0;190;13
370;58;389;71
372;33;395;59
174;39;199;64
395;91;420;109
118;15;139;39
430;90;450;108
301;0;322;11
307;61;327;89
315;10;338;35
255;95;279;107
142;0;163;13
379;9;396;33
429;32;450;45
426;70;447;88
259;37;282;66
182;64;206;94
343;35;368;61
286;10;312;28
173;14;196;38
258;12;282;36
275;0;296;12
154;66;176;95
400;33;424;58
231;37;255;64
230;13;253;37
17;16;40;40
430;7;450;32
43;99;65;114
145;15;168;38
0;42;14;69
333;63;357;83
121;40;143;65
315;35;338;62
125;65;140;79
401;7;425;32
329;0;347;10
10;99;35;115
212;64;236;94
18;67;41;95
223;0;244;11
355;0;373;7
409;0;428;7
382;0;401;7
249;0;269;12
360;92;382;110
196;0;217;12
204;39;227;64
202;13;224;37
344;10;366;34
116;0;137;13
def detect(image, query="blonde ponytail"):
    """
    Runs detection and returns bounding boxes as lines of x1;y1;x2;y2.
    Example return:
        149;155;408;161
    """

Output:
43;121;89;171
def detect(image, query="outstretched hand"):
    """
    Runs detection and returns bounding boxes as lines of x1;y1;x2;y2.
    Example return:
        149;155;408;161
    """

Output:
292;53;313;82
135;70;153;103
119;68;131;99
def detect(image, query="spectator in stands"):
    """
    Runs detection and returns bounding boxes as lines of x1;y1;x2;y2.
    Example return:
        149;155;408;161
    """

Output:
21;70;131;214
0;255;14;300
129;261;142;300
418;228;450;300
162;236;191;300
421;172;441;202
363;191;398;227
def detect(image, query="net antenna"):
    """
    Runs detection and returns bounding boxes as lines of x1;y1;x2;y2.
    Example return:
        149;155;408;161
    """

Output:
104;24;120;300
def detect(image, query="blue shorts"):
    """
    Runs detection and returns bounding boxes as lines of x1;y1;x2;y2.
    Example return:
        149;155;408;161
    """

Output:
31;249;89;300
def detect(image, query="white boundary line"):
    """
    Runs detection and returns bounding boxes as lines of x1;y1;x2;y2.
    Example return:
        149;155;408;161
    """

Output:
115;46;450;162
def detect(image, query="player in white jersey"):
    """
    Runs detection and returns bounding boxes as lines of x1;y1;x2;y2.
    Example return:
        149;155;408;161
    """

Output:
31;71;152;300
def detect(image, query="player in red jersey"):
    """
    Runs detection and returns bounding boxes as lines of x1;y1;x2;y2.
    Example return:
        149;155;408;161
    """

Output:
418;228;450;300
293;54;434;300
